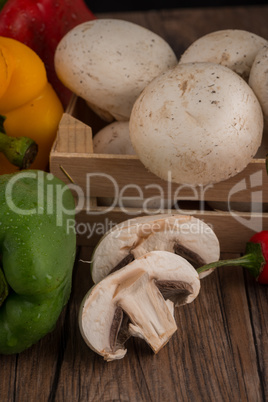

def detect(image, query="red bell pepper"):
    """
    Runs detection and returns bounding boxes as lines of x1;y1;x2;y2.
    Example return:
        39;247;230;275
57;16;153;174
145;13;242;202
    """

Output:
0;0;96;107
197;231;268;284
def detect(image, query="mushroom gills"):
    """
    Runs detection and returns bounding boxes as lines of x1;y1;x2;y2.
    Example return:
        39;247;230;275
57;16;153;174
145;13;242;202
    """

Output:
173;242;206;269
115;270;177;354
109;242;206;276
91;214;220;284
156;280;194;305
109;278;194;354
109;306;131;354
81;250;200;361
110;252;135;274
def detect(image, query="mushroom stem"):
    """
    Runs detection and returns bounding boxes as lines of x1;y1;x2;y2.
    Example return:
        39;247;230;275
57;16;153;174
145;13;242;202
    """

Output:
197;242;265;279
117;270;177;354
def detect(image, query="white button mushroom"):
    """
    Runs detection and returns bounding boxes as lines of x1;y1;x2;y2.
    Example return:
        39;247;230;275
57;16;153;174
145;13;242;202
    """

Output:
91;214;220;283
129;62;263;186
179;29;268;81
55;19;178;121
249;45;268;132
93;121;170;209
79;250;200;361
93;121;135;155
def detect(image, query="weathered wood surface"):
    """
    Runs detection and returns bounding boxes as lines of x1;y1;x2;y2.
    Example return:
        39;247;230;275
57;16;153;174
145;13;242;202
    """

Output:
1;5;268;402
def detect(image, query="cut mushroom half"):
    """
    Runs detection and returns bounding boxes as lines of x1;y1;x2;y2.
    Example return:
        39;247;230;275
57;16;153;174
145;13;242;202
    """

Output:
91;214;220;283
179;29;268;81
79;250;200;361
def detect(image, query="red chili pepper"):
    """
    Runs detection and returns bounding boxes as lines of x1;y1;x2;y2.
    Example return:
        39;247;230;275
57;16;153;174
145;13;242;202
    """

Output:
0;0;96;107
197;231;268;284
248;231;268;283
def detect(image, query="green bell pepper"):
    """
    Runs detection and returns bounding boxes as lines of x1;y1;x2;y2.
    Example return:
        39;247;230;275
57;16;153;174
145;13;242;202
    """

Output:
0;170;76;354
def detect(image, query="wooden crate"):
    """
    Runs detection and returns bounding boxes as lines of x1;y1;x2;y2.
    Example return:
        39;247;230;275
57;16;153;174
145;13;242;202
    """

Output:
50;95;268;252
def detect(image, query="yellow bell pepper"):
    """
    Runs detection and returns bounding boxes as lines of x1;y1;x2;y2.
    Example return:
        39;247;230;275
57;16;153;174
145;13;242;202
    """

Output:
0;36;64;174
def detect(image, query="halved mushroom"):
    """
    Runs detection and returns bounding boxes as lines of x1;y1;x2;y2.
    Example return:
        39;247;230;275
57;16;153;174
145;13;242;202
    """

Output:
91;214;220;283
179;29;268;81
129;62;263;186
79;250;200;361
55;19;178;121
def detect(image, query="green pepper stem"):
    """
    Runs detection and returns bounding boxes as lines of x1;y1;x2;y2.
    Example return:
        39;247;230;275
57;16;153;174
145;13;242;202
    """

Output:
197;242;265;279
0;132;38;169
0;267;8;307
0;0;8;11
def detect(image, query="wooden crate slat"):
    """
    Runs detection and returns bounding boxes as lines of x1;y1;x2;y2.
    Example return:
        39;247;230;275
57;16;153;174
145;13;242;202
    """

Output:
74;207;268;252
50;95;268;252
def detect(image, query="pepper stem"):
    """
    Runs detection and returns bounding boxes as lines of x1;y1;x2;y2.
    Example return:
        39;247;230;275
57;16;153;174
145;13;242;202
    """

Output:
197;242;265;280
0;0;8;11
0;132;38;169
0;266;8;307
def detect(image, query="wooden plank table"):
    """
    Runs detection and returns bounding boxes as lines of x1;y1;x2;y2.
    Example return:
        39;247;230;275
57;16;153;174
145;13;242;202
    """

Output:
1;5;268;402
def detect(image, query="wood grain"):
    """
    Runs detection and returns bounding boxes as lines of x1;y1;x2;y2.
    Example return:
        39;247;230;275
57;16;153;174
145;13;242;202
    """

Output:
74;206;268;253
2;6;268;402
46;249;265;402
51;95;268;202
50;104;268;252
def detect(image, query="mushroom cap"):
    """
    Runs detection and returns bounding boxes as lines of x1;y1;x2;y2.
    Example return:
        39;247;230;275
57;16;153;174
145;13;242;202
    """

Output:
55;19;178;121
249;45;268;127
80;250;200;361
129;62;263;186
91;214;220;283
93;121;135;155
93;122;170;209
179;29;268;80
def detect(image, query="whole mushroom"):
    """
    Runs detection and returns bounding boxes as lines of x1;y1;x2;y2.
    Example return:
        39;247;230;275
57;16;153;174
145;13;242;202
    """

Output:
129;62;263;186
93;121;135;155
80;250;200;361
94;121;170;210
249;45;268;132
91;214;220;283
55;19;178;121
179;29;268;81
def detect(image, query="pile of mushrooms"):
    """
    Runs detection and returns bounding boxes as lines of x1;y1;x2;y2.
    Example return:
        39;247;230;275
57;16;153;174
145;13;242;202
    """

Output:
54;24;268;360
55;24;268;187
